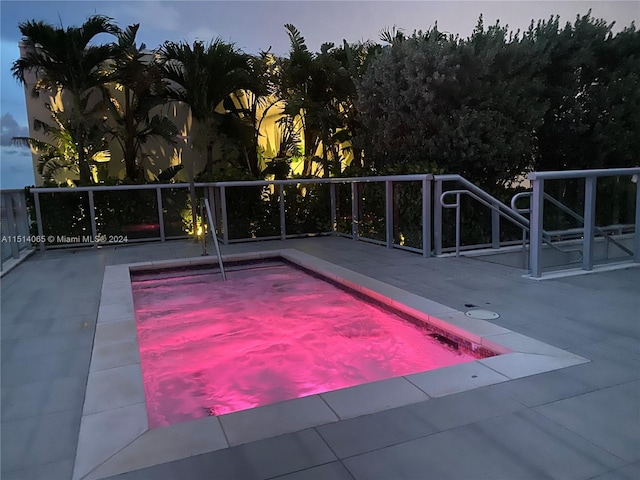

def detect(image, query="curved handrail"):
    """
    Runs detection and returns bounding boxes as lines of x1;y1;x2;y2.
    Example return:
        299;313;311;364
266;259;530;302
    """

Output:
510;191;633;257
440;188;582;261
511;192;532;214
436;175;532;229
441;189;529;230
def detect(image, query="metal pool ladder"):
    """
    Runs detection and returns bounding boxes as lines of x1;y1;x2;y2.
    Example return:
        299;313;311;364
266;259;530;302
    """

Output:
200;198;227;281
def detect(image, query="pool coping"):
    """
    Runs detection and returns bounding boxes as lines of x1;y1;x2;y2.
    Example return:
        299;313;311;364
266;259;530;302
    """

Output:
73;249;589;480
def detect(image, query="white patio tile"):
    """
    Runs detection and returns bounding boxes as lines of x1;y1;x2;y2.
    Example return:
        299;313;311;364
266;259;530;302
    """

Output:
320;377;429;419
479;352;589;380
73;403;148;480
85;417;228;480
406;361;510;397
219;395;339;446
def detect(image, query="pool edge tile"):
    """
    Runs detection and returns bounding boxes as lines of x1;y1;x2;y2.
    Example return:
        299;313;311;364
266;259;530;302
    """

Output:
102;265;131;284
94;319;137;345
478;352;590;380
219;395;339;447
481;332;586;360
320;377;430;420
406;361;510;397
73;402;148;480
83;364;146;416
83;417;228;480
97;302;135;324
89;339;141;372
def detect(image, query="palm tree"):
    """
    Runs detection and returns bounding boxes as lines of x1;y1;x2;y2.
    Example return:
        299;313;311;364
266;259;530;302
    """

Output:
277;25;350;177
106;23;178;182
12;102;110;184
159;39;257;176
12;15;120;184
224;51;278;178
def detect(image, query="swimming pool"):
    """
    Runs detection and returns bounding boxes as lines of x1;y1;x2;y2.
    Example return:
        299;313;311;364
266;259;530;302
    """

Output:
74;249;587;480
131;260;479;427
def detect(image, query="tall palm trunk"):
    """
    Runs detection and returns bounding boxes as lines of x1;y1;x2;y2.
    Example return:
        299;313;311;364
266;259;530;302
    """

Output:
205;143;214;174
122;87;139;181
303;128;315;177
321;142;330;178
74;94;92;185
76;137;92;184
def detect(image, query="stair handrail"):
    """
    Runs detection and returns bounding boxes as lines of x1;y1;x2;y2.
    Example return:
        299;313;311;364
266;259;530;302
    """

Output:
436;174;532;228
439;188;582;261
436;175;583;260
511;191;633;257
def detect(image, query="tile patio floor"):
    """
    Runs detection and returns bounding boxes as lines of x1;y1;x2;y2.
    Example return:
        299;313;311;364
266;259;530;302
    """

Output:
1;237;638;479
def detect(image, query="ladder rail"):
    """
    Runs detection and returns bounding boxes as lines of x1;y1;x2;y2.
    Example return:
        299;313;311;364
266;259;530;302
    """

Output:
201;198;226;281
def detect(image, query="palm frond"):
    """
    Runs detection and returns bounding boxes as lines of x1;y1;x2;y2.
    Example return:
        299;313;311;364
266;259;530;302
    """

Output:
284;24;308;53
117;23;140;49
380;25;405;44
157;164;184;182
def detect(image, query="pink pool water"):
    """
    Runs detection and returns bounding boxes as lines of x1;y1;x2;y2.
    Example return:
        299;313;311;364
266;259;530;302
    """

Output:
132;261;476;428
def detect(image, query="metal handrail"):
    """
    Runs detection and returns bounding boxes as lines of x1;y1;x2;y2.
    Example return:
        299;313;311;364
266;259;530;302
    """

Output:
440;188;582;261
511;192;532;214
527;168;639;277
511;191;633;257
200;198;226;281
440;189;529;257
436;175;532;228
528;167;640;180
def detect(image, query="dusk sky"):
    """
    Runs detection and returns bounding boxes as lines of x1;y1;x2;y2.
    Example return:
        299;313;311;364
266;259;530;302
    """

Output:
1;1;638;188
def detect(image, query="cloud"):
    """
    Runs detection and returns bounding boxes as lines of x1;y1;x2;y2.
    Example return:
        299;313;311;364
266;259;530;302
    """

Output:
99;1;223;46
191;27;221;43
1;145;35;188
1;113;29;146
104;1;185;34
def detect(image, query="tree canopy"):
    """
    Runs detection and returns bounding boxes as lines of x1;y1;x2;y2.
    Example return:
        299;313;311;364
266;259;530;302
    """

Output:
12;12;640;188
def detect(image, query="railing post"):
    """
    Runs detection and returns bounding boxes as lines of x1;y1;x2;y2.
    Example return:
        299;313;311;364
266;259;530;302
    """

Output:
88;190;97;246
279;183;286;241
351;181;358;241
635;175;640;263
207;186;217;231
330;183;337;234
220;186;229;245
33;191;45;251
491;201;500;249
200;200;207;255
433;179;443;255
583;177;597;271
5;195;19;259
156;187;165;242
529;178;544;277
422;177;431;257
455;192;461;257
15;192;30;246
385;180;393;249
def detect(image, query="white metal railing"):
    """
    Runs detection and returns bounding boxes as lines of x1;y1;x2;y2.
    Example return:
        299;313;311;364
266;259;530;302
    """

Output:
10;169;637;278
27;175;434;256
208;175;433;256
527;168;640;277
1;189;32;271
29;183;197;249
